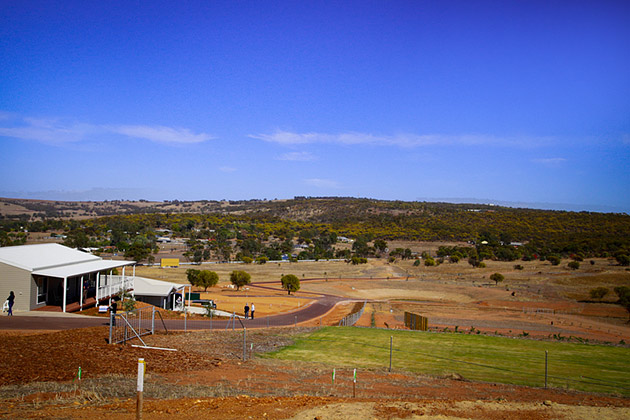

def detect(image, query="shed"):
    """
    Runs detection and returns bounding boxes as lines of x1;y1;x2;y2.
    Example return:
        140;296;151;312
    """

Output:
132;276;186;310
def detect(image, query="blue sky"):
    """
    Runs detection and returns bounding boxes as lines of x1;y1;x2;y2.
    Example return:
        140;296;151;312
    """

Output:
1;1;629;212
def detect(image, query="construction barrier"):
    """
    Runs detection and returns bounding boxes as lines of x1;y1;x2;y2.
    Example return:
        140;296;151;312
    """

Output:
404;311;428;331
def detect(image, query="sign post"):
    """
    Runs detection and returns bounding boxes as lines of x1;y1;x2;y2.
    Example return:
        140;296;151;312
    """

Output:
137;358;145;420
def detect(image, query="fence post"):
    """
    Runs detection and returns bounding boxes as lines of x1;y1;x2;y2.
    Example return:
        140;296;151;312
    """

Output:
389;336;393;372
294;315;297;327
545;350;548;389
151;307;155;335
232;312;235;331
243;328;247;361
109;313;113;344
267;315;269;328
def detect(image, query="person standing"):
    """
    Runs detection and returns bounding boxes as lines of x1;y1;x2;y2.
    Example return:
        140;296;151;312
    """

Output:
109;298;118;326
6;291;15;316
244;303;250;319
250;303;255;319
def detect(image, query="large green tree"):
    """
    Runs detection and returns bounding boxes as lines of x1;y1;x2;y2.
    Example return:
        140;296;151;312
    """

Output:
197;270;219;291
281;274;300;295
230;270;251;291
186;269;200;286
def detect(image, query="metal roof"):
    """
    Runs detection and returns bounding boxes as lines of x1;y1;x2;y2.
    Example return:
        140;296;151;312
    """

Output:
33;259;134;279
0;243;135;278
133;276;184;297
0;243;100;271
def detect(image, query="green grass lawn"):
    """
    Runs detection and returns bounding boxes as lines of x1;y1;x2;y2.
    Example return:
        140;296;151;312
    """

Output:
264;327;630;396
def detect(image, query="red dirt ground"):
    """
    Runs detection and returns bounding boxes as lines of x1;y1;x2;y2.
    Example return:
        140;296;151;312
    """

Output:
0;326;629;419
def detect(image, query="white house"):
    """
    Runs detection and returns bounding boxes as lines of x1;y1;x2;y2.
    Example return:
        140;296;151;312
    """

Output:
0;243;135;313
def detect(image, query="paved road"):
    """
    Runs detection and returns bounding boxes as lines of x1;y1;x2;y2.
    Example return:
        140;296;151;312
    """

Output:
0;283;349;331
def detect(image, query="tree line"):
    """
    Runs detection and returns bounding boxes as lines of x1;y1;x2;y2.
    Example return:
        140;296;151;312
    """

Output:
1;198;629;262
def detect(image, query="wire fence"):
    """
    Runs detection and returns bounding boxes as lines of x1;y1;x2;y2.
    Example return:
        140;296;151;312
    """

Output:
285;330;630;396
109;306;159;345
338;301;366;326
110;309;327;333
106;301;628;396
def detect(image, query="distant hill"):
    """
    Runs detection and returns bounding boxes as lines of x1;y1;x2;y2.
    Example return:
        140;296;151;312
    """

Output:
2;196;630;249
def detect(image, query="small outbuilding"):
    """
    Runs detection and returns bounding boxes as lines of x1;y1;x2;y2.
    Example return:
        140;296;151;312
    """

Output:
132;276;186;310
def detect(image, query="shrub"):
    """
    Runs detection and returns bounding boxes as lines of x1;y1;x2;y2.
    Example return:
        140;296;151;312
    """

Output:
547;255;561;266
616;254;630;266
568;261;580;270
514;264;524;270
589;287;609;300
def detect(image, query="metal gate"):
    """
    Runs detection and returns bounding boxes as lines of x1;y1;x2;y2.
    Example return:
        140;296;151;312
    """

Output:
109;306;156;345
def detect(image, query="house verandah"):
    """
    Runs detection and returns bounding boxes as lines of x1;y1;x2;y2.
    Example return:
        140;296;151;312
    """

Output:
0;243;136;313
32;263;135;313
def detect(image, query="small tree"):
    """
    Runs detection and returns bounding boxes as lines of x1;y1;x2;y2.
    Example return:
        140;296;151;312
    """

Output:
203;302;215;318
490;272;504;286
281;274;301;295
230;270;251;291
424;257;436;266
614;286;630;320
589;287;609;301
198;270;219;291
119;290;136;312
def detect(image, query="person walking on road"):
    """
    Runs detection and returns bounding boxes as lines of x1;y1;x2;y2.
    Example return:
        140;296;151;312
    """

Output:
250;303;255;319
6;291;15;316
244;303;250;319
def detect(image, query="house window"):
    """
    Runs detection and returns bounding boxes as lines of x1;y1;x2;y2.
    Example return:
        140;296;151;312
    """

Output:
36;278;48;304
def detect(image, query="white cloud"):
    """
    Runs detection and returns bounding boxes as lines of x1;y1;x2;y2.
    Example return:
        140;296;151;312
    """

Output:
304;178;341;189
0;118;92;145
276;151;317;161
251;130;539;148
0;114;215;146
111;125;213;144
533;157;567;166
219;166;237;172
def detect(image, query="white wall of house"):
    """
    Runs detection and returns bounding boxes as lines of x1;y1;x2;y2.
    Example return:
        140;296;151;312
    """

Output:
0;262;32;312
